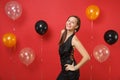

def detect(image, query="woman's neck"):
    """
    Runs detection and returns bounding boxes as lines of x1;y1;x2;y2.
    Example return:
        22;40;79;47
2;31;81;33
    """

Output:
67;30;74;36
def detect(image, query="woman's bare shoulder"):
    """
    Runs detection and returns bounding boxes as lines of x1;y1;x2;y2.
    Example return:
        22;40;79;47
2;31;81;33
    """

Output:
72;35;82;45
73;35;79;41
60;29;65;36
61;29;65;34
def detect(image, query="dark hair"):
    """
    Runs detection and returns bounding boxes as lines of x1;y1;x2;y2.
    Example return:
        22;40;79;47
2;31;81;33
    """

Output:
59;15;81;45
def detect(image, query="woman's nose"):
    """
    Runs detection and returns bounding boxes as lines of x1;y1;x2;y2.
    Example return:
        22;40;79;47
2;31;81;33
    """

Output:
68;21;71;25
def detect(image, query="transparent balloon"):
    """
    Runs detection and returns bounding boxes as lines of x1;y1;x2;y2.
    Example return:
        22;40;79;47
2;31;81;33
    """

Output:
2;33;16;47
5;1;22;20
19;48;35;66
93;45;110;63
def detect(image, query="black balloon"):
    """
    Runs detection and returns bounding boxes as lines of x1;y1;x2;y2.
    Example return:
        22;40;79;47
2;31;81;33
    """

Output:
35;20;48;35
104;30;118;45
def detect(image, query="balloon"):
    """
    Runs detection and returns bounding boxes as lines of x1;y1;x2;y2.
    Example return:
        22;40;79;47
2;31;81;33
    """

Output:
5;1;22;20
104;30;118;45
19;48;35;66
2;33;16;47
93;45;110;63
35;20;48;35
86;5;100;20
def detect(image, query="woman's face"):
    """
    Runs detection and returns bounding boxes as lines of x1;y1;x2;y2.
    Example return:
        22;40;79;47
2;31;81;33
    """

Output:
66;17;78;31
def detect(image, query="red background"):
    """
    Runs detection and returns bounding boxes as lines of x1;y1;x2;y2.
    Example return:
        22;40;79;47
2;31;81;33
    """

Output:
0;0;120;80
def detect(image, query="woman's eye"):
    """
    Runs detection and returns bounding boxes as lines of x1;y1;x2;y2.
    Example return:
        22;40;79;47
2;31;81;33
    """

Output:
71;22;74;24
68;20;70;22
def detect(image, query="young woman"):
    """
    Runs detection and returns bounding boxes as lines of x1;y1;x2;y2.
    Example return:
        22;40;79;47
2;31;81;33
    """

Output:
57;15;90;80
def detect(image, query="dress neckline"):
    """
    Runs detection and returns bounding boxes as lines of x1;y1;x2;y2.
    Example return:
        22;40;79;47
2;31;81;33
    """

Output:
63;33;74;44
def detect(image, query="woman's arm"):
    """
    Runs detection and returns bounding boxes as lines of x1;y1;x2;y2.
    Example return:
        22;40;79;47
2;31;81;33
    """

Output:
72;35;90;70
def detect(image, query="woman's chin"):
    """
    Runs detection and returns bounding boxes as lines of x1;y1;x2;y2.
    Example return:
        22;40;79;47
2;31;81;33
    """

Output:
66;28;72;30
66;29;73;32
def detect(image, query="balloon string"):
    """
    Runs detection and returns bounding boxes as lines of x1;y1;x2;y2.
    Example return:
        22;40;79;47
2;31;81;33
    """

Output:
12;27;16;33
12;22;16;52
12;23;16;33
10;19;16;33
91;20;93;29
109;65;111;80
91;20;94;39
11;59;16;80
40;36;43;80
108;54;111;80
90;65;93;80
90;52;93;80
9;46;16;80
90;20;94;80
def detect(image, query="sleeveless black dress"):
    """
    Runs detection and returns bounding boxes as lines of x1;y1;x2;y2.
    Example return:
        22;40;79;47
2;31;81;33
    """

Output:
57;34;80;80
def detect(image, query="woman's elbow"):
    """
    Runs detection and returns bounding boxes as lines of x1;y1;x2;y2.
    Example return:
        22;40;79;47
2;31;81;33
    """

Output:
86;55;91;61
88;55;91;60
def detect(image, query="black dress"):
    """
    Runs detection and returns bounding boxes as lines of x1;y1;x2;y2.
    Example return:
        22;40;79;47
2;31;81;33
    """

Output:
57;34;80;80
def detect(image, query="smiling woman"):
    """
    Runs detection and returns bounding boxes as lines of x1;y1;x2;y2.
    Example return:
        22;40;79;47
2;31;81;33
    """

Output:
0;0;120;80
57;15;90;80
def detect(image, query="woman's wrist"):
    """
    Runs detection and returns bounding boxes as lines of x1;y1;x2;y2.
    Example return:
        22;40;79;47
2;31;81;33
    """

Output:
74;65;78;71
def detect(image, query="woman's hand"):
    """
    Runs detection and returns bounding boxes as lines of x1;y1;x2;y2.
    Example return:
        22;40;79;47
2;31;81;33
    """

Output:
64;63;76;71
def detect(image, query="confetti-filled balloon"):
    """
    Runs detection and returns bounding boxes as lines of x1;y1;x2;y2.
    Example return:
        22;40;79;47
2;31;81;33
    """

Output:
5;1;22;20
19;48;35;66
93;45;110;63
